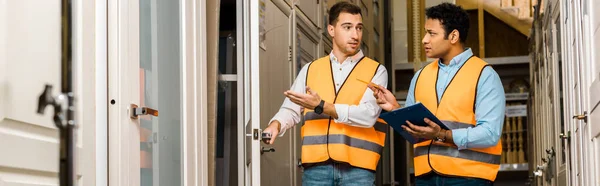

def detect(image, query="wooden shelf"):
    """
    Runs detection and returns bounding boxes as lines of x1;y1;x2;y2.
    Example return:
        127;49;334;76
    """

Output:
499;163;529;171
502;130;527;134
486;56;529;65
506;92;529;101
394;56;529;70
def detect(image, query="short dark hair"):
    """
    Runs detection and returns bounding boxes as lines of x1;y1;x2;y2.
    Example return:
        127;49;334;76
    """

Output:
329;1;362;26
425;3;470;43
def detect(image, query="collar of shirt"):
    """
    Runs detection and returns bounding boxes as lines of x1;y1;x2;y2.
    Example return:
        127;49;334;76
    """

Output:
329;50;364;65
437;48;473;69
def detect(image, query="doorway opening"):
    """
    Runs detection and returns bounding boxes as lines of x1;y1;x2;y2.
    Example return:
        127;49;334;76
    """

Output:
216;0;239;185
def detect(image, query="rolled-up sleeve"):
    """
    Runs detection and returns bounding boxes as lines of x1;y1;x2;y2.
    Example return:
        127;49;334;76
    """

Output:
269;63;310;136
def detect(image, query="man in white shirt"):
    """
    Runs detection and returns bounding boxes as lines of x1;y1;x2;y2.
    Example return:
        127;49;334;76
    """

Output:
262;1;388;185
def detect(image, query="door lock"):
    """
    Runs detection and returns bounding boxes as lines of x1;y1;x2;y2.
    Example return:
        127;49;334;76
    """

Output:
130;104;159;119
572;111;588;123
252;129;262;140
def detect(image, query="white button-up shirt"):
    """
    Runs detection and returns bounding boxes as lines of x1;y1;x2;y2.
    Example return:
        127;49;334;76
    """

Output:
270;50;388;136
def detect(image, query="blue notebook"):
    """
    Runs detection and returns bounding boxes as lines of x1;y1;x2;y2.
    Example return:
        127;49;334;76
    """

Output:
379;103;449;144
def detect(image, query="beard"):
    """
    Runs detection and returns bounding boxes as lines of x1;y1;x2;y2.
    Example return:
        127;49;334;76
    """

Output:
341;42;360;55
343;47;359;55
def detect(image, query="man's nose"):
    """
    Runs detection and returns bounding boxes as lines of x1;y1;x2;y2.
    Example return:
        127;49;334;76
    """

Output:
351;29;359;39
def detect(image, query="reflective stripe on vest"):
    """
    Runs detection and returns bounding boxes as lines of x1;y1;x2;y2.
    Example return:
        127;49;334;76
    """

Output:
301;56;387;171
413;57;502;181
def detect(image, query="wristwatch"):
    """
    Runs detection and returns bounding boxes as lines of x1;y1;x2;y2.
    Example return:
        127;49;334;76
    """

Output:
314;100;325;114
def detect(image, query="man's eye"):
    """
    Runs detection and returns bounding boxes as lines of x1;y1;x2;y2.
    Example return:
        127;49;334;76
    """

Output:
344;26;351;30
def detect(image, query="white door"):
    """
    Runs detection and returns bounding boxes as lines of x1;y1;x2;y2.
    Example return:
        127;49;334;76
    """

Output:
240;0;263;185
561;0;583;185
553;12;570;186
568;0;590;185
0;0;98;185
240;0;310;185
590;0;600;185
108;0;201;185
582;1;600;186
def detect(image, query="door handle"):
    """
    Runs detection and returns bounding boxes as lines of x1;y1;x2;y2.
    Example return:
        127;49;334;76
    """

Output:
572;111;587;123
559;131;570;140
261;147;275;154
130;104;159;119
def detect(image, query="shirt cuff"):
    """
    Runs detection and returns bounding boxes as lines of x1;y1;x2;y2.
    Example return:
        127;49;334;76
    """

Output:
269;117;288;137
333;104;349;124
452;128;469;150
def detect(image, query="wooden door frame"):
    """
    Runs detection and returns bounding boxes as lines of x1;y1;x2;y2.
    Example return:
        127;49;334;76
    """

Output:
235;0;262;185
85;0;109;185
183;0;209;185
550;3;570;185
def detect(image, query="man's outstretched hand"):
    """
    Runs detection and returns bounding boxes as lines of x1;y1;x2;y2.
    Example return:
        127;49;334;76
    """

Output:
284;86;321;110
368;84;401;111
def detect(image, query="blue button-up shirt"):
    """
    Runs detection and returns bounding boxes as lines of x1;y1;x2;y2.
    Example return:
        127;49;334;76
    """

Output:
405;48;505;150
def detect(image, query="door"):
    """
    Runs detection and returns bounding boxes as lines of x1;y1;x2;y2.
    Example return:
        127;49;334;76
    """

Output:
581;0;600;186
0;0;98;185
240;0;264;185
590;1;600;185
291;3;321;185
248;0;295;185
252;0;321;185
568;0;588;185
553;12;570;186
108;0;188;185
561;0;583;185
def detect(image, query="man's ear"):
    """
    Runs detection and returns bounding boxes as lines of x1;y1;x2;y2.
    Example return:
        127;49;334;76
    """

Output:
450;29;460;44
328;24;335;38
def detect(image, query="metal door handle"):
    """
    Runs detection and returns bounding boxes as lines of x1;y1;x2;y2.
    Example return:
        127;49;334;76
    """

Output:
533;170;543;177
261;147;275;154
559;131;570;140
130;104;159;119
573;111;587;123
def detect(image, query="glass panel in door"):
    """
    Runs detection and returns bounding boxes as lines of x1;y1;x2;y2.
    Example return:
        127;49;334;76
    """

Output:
139;0;182;185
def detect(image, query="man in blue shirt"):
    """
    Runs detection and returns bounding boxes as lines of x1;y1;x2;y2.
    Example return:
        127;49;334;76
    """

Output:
370;3;505;185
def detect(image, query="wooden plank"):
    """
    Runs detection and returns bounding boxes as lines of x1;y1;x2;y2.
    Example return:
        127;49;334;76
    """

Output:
515;0;532;19
482;0;531;36
501;0;512;8
456;0;478;10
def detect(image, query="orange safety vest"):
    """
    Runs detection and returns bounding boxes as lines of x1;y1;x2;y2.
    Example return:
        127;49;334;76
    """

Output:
413;56;502;181
301;56;387;171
